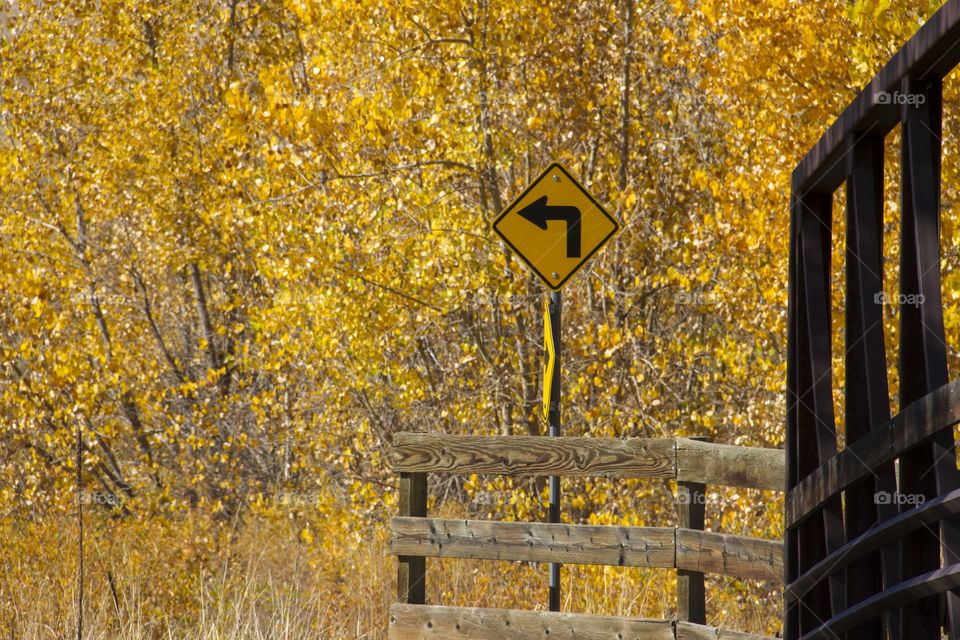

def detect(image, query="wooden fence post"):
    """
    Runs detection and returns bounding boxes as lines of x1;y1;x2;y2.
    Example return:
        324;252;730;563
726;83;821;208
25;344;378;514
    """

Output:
397;471;427;604
678;437;707;625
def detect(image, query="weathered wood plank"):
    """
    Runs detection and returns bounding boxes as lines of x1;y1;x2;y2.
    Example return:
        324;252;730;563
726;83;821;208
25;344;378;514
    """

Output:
392;518;783;582
676;621;778;640
786;378;960;526
676;439;784;492
391;517;675;569
676;529;783;584
392;433;676;478
677;474;706;624
388;604;780;640
393;434;784;490
397;472;427;604
388;603;676;640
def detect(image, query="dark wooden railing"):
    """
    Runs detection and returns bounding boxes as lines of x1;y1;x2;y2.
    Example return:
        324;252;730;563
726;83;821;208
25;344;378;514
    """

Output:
785;1;960;638
389;433;784;640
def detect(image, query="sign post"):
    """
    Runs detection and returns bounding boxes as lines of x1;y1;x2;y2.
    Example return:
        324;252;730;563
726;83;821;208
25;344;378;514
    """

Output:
545;291;562;611
493;162;619;612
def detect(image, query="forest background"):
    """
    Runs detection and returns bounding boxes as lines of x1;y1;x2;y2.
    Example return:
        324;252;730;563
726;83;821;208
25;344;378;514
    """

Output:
2;0;959;637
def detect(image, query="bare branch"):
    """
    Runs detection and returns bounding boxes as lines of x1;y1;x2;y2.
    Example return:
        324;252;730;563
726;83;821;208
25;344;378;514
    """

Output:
190;262;220;371
132;266;187;383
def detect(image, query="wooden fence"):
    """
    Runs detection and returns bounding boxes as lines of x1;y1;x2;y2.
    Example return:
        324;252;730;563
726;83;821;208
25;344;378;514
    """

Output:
785;1;960;638
388;433;784;640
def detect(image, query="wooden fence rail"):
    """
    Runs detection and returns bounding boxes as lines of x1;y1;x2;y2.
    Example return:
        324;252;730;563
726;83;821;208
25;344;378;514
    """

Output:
392;434;784;492
391;517;783;582
389;604;777;640
389;433;784;640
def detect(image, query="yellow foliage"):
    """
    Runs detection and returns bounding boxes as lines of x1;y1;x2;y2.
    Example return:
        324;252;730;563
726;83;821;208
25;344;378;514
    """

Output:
0;0;954;637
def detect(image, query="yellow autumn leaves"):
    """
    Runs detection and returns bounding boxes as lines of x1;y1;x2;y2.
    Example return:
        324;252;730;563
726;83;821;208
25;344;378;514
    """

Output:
0;0;956;635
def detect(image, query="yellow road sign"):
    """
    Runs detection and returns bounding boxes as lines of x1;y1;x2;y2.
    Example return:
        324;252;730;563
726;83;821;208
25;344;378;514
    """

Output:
493;162;619;290
543;296;556;421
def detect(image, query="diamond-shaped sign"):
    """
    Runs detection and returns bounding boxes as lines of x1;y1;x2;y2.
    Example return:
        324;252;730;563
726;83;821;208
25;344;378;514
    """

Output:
493;162;619;290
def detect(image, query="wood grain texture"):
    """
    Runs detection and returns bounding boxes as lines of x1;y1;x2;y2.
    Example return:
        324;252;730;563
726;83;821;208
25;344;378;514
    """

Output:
677;477;706;624
393;434;785;491
392;433;676;479
391;517;675;569
676;439;784;492
388;603;672;640
676;529;783;584
676;621;778;640
397;472;427;604
392;518;783;582
786;378;960;526
388;604;780;640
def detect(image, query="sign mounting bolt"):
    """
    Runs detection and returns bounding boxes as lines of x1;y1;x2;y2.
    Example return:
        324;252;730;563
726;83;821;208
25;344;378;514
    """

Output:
552;272;559;279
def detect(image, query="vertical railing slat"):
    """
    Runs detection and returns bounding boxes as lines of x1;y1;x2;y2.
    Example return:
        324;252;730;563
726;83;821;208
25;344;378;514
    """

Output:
397;471;427;604
897;76;960;640
843;133;899;640
785;190;801;640
677;472;706;625
786;8;960;639
792;191;846;635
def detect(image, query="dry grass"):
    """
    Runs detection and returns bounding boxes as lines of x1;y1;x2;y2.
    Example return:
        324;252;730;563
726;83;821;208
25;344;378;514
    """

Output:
0;508;392;640
0;499;781;639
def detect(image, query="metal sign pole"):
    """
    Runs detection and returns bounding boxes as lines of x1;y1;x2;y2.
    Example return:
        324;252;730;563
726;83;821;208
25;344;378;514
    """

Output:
494;161;618;613
548;290;561;611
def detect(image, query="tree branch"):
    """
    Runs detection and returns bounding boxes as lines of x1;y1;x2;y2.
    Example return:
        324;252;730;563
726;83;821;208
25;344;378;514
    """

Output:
132;267;187;383
190;262;220;371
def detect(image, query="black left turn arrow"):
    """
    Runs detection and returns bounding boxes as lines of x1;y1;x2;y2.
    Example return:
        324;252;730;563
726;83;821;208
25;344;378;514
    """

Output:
517;196;582;258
